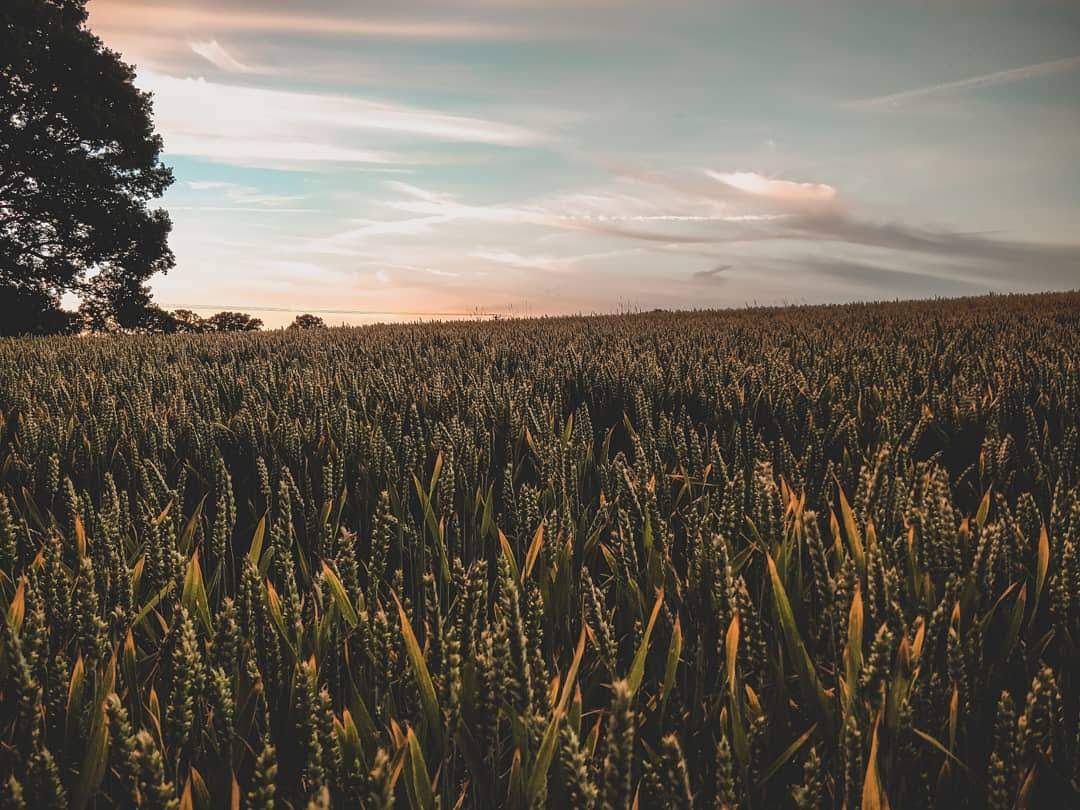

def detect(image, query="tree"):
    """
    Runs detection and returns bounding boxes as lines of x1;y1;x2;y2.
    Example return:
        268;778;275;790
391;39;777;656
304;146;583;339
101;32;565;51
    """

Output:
78;283;176;333
0;287;82;335
1;0;174;336
171;309;207;334
289;314;327;329
204;311;263;332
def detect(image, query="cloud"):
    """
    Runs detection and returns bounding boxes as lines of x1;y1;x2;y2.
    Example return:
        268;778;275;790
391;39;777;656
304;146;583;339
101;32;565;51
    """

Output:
360;177;798;250
739;254;1021;302
138;70;544;168
383;194;545;227
565;213;781;223
707;171;837;204
793;256;985;294
308;216;453;254
307;172;1080;297
469;248;637;273
849;54;1080;109
185;180;232;191
553;219;748;244
188;40;264;74
691;265;731;283
383;182;460;206
184;180;311;210
92;2;535;41
598;169;1080;287
780;213;1080;274
170;206;320;214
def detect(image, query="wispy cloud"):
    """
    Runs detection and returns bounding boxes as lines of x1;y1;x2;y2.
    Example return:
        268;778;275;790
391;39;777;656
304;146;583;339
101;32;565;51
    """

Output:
791;256;986;295
170;206;320;214
138;71;544;168
850;54;1080;109
378;185;756;246
188;40;266;74
691;265;731;283
184;180;311;209
383;182;462;206
358;172;1080;291
185;181;232;191
707;171;837;204
93;2;537;41
308;216;453;254
604;168;1080;282
469;248;637;273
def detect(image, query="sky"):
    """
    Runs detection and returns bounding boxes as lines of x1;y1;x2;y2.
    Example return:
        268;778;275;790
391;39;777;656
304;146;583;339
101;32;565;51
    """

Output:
88;0;1080;327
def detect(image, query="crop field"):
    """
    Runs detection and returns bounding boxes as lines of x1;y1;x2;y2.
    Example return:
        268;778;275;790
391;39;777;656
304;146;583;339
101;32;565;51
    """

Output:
1;291;1080;808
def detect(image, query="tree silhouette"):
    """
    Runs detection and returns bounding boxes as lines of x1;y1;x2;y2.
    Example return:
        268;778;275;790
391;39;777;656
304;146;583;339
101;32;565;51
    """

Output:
79;283;176;333
204;311;263;332
171;309;207;333
289;314;327;329
1;0;174;335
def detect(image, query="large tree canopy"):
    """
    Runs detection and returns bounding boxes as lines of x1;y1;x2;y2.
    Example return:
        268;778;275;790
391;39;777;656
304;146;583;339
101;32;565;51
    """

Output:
0;0;174;335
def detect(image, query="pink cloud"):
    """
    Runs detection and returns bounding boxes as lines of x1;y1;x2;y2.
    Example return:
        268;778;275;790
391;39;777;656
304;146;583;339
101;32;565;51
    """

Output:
706;171;837;204
91;2;539;41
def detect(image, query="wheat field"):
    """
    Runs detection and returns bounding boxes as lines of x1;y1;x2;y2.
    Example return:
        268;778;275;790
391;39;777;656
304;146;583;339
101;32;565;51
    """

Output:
2;292;1079;808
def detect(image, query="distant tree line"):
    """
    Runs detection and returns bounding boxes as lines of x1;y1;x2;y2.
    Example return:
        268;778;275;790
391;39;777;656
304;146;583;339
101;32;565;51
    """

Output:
151;311;325;333
155;309;264;333
67;309;326;334
61;309;326;334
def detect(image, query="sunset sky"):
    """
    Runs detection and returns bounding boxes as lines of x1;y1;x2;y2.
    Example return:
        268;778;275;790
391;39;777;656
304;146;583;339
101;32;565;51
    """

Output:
88;0;1080;327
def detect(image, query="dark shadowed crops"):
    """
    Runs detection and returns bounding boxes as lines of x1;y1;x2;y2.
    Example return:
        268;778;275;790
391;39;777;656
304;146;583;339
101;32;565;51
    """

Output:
2;292;1080;808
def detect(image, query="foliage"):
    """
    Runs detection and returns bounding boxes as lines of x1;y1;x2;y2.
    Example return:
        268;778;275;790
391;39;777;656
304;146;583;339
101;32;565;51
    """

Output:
1;292;1079;807
169;310;208;334
291;314;328;330
203;311;264;332
0;0;174;336
0;286;82;336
